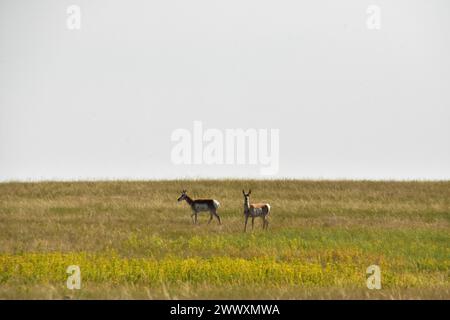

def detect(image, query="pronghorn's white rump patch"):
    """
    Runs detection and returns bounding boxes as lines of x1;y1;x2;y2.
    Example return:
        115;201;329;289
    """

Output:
171;121;279;176
213;200;220;209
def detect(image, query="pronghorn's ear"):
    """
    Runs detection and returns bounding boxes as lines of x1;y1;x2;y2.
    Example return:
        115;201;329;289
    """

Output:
248;189;251;195
242;190;245;195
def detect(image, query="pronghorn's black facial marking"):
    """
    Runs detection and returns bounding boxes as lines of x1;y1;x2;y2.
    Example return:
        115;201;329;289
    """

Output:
177;190;187;202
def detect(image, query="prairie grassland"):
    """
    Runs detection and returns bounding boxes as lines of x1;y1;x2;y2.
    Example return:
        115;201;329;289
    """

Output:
0;180;449;299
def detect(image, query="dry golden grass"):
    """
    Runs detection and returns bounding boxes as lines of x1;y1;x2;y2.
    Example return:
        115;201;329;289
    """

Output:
0;180;449;299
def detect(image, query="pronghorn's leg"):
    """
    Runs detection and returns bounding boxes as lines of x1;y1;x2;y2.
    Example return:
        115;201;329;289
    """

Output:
251;217;254;230
244;215;249;232
264;217;269;230
194;212;198;224
213;210;221;224
208;212;213;224
191;212;195;224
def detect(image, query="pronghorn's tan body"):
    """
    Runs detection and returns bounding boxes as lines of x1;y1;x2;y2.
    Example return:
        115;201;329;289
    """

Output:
249;203;270;213
243;190;270;231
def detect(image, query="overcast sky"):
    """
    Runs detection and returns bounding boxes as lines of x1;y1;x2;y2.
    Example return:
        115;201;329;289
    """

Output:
1;0;449;181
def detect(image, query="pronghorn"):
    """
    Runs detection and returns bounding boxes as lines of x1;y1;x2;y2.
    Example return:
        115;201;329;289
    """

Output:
177;190;221;225
242;189;270;232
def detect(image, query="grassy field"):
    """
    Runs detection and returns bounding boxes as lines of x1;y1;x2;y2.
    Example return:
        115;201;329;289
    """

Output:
0;180;449;299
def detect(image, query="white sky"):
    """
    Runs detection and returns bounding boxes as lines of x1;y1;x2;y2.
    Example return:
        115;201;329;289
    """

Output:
1;0;449;181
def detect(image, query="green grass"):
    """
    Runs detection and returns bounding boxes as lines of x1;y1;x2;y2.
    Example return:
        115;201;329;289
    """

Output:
0;180;449;299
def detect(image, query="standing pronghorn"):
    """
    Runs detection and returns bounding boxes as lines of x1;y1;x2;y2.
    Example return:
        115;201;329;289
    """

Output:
242;189;270;232
177;190;221;225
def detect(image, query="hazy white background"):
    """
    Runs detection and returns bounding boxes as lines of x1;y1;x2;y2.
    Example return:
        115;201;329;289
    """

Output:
1;0;449;181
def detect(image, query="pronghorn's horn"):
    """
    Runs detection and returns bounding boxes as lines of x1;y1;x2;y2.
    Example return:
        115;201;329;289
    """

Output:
242;190;245;195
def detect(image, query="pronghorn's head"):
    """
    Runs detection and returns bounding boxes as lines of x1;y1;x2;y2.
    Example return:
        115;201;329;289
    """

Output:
177;190;188;202
242;189;251;204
